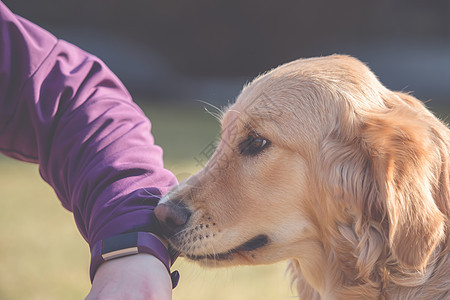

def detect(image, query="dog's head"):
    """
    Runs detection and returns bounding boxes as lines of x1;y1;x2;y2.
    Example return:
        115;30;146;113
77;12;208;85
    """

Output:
155;55;448;281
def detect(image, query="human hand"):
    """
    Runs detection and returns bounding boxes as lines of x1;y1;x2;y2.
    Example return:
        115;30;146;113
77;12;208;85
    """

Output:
85;254;172;300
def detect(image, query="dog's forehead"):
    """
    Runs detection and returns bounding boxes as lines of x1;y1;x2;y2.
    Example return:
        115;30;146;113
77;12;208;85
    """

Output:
220;84;328;154
229;86;302;129
221;99;276;135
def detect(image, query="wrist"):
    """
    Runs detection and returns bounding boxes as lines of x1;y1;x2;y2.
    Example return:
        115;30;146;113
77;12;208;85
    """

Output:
87;254;172;300
90;232;179;288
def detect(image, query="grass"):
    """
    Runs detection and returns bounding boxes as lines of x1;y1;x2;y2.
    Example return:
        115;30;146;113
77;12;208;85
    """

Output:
0;102;295;300
0;160;91;300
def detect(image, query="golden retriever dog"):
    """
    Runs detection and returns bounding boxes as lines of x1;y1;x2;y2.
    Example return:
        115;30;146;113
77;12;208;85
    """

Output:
155;55;449;299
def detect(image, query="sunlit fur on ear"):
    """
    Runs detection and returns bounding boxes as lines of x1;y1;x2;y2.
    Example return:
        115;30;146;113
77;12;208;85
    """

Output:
362;96;447;270
318;113;390;296
317;88;448;296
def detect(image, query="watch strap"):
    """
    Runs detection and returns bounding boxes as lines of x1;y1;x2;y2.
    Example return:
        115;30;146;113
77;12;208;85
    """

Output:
90;232;179;288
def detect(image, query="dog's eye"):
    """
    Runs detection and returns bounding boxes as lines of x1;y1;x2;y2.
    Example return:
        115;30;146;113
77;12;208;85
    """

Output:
239;131;270;156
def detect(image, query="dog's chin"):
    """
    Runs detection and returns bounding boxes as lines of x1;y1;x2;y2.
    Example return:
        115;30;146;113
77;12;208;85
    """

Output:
171;234;269;266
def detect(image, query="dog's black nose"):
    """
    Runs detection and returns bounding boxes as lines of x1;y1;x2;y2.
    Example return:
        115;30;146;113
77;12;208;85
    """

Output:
154;202;191;237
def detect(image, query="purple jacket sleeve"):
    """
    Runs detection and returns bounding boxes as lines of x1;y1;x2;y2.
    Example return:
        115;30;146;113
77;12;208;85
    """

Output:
0;2;177;252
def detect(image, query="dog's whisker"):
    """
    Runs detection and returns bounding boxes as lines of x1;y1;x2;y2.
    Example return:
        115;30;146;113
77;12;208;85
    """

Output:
142;187;162;199
226;109;240;115
204;107;223;122
171;226;194;240
196;99;223;113
178;183;201;190
196;99;225;122
210;243;218;267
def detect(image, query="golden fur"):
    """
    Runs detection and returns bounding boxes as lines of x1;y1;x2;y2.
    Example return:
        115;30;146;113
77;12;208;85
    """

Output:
158;55;449;299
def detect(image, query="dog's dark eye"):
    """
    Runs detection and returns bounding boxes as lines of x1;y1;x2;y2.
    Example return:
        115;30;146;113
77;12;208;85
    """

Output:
239;131;270;156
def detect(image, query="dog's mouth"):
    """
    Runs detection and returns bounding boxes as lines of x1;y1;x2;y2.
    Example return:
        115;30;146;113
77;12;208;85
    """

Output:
178;234;269;261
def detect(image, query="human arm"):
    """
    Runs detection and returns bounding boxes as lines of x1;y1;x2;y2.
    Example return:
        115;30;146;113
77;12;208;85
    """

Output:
0;2;177;298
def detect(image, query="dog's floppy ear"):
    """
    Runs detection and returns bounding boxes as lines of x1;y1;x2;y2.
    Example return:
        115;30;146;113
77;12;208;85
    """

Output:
361;95;446;269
